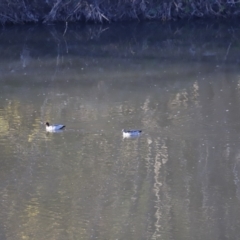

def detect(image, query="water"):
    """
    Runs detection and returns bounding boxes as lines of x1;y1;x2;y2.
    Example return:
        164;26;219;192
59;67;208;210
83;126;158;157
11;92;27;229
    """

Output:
0;21;240;240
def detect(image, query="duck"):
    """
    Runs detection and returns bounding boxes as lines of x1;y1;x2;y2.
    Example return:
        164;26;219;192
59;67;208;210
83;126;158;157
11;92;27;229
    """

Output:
46;122;65;132
122;129;142;138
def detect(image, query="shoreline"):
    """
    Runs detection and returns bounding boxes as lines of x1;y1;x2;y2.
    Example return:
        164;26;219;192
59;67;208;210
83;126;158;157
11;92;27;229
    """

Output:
1;0;240;24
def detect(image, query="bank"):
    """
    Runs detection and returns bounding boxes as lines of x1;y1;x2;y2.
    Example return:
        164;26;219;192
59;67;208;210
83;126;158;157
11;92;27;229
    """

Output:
1;0;240;24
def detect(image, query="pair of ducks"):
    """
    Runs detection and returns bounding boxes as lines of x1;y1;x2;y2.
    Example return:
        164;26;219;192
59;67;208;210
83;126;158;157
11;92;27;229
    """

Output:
45;122;142;137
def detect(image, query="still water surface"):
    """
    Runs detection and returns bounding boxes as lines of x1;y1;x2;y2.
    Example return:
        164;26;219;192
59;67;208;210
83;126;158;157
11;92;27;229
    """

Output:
0;22;240;240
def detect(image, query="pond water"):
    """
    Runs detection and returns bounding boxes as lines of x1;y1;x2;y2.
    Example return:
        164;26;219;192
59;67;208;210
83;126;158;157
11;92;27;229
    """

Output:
0;21;240;240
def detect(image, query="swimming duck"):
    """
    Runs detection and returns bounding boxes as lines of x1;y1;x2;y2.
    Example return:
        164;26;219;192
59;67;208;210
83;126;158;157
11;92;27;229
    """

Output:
46;122;65;132
122;129;142;138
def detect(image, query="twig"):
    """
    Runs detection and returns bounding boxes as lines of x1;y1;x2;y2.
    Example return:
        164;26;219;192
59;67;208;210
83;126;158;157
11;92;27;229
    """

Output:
100;13;110;22
43;0;62;23
0;13;17;23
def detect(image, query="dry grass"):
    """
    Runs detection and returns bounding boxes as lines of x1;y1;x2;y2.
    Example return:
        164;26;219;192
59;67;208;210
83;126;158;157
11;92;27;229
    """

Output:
0;0;240;24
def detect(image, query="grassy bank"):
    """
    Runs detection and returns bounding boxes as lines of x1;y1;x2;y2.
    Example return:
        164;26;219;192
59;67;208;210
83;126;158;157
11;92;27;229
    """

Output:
1;0;240;24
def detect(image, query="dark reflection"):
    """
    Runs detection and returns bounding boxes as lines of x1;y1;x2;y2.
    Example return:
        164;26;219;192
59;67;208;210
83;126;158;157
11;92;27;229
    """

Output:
0;21;240;240
0;20;240;65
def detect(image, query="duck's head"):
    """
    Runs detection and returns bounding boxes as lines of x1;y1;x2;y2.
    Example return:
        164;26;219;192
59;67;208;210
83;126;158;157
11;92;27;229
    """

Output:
46;122;50;126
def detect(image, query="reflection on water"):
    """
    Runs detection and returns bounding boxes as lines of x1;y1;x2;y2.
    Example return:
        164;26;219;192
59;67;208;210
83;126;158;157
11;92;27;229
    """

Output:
0;21;240;240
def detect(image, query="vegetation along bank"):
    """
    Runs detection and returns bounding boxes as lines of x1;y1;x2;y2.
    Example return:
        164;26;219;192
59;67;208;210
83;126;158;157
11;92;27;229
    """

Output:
1;0;240;24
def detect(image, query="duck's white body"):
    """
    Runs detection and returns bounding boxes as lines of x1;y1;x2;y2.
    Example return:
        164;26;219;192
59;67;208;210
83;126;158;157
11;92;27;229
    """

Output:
122;129;142;138
46;122;65;132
